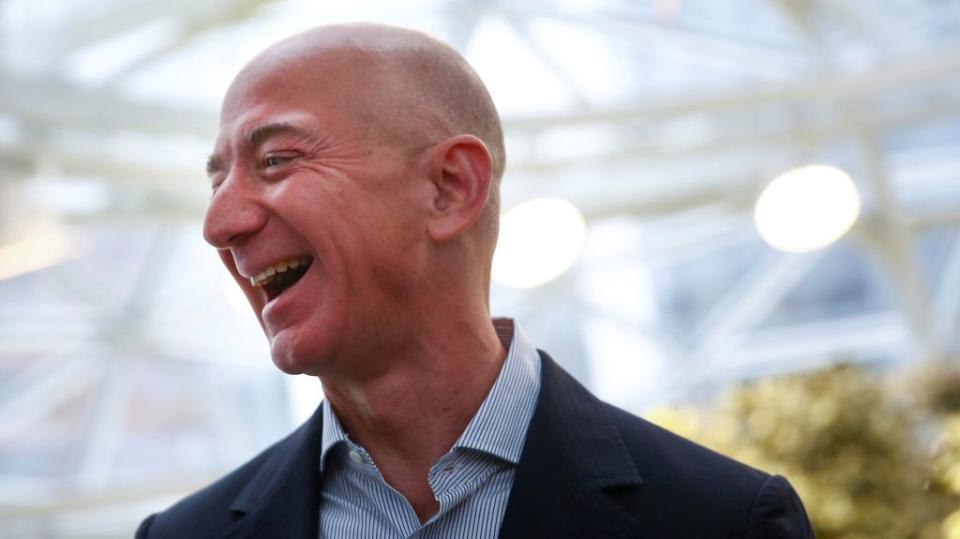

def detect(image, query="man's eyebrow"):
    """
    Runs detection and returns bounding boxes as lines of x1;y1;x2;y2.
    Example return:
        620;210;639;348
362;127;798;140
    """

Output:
243;121;313;149
206;153;224;178
205;122;313;178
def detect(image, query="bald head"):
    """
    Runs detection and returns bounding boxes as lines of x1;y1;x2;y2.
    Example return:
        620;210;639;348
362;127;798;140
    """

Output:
228;23;505;185
219;23;506;258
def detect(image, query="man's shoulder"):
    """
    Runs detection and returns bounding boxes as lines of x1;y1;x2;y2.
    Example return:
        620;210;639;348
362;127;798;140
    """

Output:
531;352;813;537
599;401;813;537
537;352;773;499
136;423;306;539
603;401;768;492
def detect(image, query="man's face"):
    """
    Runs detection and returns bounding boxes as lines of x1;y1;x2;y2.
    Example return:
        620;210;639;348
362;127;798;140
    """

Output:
203;60;429;377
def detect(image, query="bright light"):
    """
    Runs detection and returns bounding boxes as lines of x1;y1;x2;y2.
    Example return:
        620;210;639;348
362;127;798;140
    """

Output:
222;274;252;315
286;374;324;425
754;165;861;253
493;198;587;289
0;222;70;281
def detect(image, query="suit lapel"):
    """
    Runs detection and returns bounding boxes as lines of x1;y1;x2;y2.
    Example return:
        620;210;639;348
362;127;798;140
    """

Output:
224;404;325;539
499;352;644;539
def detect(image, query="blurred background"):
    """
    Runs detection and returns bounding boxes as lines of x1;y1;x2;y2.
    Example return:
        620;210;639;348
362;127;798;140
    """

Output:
1;0;959;537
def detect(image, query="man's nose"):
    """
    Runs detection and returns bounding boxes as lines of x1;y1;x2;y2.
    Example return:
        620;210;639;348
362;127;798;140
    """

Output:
202;172;267;249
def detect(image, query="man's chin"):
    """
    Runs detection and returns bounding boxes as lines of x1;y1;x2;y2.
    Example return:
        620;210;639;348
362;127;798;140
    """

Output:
269;338;329;376
270;349;314;375
271;357;309;375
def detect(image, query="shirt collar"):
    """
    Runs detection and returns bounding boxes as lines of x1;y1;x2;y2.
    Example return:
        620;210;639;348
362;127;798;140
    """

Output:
319;318;542;471
319;396;350;472
453;318;541;464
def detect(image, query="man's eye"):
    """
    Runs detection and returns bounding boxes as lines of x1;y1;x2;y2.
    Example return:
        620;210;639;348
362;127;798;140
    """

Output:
263;155;292;168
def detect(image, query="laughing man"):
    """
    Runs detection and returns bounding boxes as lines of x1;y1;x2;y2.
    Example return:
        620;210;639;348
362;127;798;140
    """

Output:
137;23;814;538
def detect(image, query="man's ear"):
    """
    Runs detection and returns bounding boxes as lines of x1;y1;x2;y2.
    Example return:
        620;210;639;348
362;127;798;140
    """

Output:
425;134;494;242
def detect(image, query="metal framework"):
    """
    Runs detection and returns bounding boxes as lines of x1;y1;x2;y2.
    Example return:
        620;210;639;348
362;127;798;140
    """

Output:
1;0;959;536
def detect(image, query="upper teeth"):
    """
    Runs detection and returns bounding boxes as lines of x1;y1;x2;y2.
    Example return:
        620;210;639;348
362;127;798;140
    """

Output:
249;256;312;287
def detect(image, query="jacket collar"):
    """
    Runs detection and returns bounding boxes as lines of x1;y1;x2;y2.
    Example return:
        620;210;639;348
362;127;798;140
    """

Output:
498;351;644;539
224;404;325;538
223;350;643;538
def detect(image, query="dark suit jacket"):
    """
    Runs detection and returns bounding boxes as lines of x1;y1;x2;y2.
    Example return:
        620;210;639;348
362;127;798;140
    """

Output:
137;352;814;538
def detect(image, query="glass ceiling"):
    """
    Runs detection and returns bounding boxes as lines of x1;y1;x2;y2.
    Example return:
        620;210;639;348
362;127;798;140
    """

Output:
1;0;959;536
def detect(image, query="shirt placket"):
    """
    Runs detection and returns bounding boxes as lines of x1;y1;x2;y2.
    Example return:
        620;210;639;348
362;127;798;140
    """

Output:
419;451;503;536
344;442;423;538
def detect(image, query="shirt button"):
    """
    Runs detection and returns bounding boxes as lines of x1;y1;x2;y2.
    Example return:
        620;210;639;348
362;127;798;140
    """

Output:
349;450;364;465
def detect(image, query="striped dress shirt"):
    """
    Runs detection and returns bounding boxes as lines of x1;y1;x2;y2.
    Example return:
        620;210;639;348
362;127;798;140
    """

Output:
317;318;542;538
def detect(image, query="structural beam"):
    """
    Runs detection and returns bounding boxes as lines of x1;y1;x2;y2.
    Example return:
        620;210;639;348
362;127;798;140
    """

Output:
691;248;825;362
103;0;276;85
0;72;215;137
933;228;960;353
504;51;960;130
0;356;99;441
2;51;957;151
857;133;937;359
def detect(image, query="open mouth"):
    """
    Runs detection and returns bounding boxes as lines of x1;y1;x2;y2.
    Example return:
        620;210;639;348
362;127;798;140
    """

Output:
249;256;314;302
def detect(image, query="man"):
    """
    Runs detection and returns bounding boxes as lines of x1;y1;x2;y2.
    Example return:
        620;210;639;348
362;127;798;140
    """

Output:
137;23;814;538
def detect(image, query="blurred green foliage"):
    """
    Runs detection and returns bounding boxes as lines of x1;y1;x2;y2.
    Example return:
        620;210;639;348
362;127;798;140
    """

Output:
646;363;960;539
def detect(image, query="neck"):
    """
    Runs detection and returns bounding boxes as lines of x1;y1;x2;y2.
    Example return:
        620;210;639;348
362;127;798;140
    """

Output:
320;308;507;519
